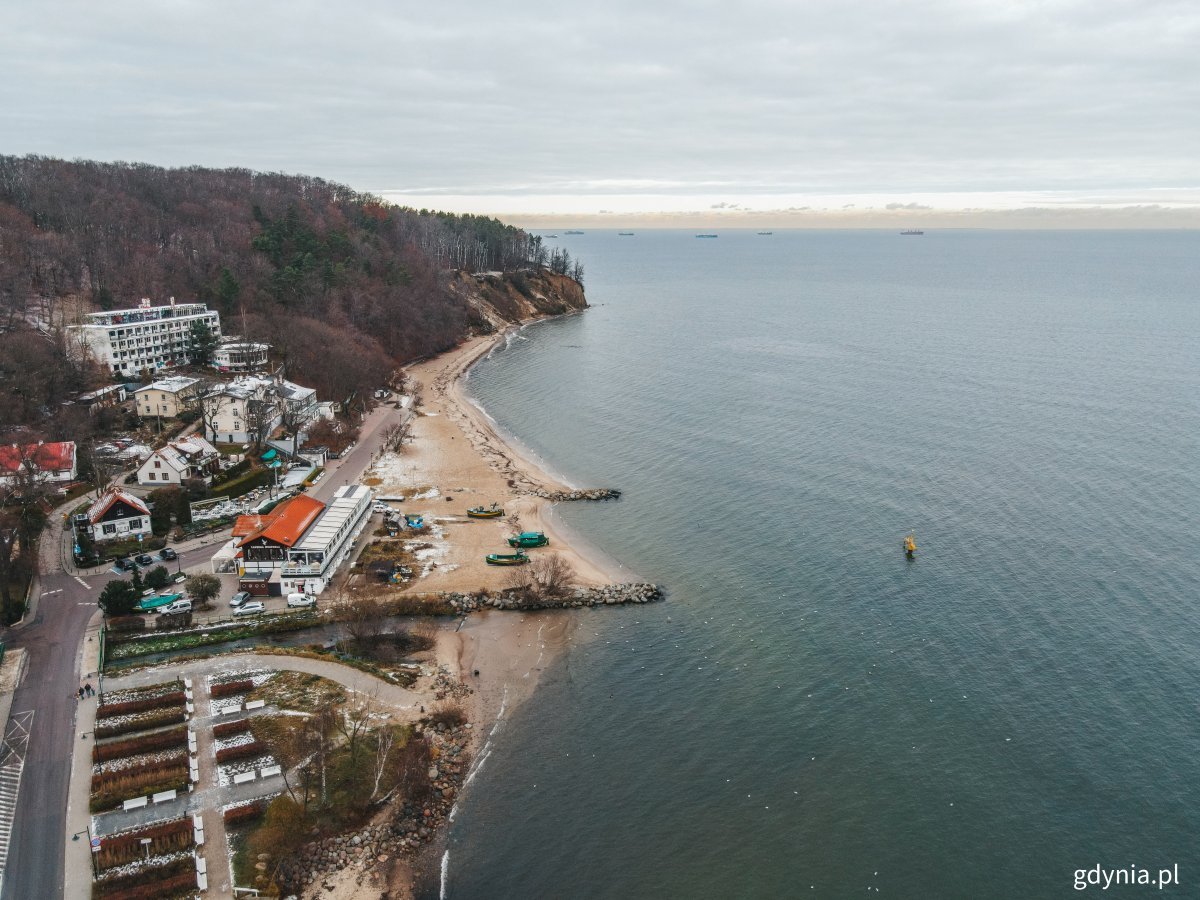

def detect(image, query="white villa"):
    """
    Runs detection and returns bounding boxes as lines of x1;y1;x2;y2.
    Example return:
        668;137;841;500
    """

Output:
137;435;220;486
201;375;318;445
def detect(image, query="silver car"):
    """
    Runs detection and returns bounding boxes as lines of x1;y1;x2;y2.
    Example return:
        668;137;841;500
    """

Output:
229;591;252;608
232;601;266;617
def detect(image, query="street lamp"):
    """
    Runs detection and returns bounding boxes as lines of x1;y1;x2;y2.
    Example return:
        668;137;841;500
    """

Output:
73;826;100;877
79;731;93;740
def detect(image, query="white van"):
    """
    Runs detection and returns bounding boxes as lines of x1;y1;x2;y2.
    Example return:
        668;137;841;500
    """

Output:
286;593;316;608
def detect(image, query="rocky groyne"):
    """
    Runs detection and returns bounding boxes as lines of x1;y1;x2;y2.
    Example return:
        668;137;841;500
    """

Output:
444;582;662;613
527;487;621;501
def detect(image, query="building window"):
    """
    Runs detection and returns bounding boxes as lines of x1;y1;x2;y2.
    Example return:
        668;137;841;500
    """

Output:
147;472;155;480
102;523;116;535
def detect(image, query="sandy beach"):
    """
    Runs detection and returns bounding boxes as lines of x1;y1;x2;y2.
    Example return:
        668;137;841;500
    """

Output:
313;326;628;898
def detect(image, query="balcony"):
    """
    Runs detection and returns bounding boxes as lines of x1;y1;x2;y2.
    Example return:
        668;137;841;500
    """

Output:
281;564;324;577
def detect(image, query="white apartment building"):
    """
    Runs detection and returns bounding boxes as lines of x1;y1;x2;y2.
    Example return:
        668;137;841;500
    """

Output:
201;375;318;445
134;376;201;419
68;298;221;376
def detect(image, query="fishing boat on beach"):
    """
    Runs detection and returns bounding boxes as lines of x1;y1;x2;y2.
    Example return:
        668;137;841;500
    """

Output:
507;531;549;548
903;532;917;558
467;503;504;518
486;550;529;566
900;230;924;235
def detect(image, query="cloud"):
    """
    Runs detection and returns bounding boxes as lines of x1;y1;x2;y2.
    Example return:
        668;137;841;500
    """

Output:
0;0;1197;217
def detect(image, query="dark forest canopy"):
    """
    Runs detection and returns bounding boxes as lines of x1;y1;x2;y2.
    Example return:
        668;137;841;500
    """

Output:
0;155;583;421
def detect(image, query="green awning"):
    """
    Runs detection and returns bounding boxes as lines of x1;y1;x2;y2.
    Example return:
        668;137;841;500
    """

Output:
260;449;277;460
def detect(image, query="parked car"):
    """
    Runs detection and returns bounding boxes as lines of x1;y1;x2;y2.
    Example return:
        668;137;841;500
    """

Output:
286;593;316;608
229;591;252;608
161;599;192;614
115;557;135;572
372;502;391;514
159;547;178;561
232;601;266;617
134;553;154;567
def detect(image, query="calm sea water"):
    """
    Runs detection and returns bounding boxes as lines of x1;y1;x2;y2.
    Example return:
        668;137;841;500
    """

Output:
442;230;1200;899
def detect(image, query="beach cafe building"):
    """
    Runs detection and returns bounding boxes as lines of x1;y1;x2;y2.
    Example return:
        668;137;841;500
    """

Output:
223;485;372;596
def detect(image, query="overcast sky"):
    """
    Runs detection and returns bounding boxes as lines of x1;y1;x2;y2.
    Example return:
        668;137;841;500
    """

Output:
3;0;1198;225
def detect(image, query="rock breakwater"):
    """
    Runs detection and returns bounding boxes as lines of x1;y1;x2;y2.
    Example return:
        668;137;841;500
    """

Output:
527;487;621;501
444;582;662;613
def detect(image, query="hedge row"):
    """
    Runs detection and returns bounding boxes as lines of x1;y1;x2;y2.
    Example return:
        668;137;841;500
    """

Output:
223;800;267;827
96;691;186;720
95;708;187;740
90;760;190;813
106;616;147;634
98;817;192;871
210;679;253;698
93;726;188;763
93;856;196;900
215;740;268;764
212;720;251;739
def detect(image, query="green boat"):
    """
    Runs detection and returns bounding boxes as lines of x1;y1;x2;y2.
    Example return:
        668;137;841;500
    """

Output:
137;592;183;612
507;532;549;548
468;503;504;518
485;550;529;566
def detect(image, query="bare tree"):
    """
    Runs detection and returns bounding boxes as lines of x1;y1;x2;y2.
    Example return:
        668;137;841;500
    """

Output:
343;597;388;652
369;724;397;803
244;388;279;450
336;691;377;762
380;419;411;454
198;386;232;443
277;398;310;459
530;554;576;598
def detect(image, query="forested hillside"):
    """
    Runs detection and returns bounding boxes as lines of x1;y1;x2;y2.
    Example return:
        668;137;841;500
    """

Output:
0;155;584;426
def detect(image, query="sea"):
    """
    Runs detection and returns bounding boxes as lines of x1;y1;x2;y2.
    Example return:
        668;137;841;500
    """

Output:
440;229;1200;899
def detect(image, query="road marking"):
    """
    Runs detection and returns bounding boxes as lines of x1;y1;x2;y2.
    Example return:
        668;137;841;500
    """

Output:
73;576;90;589
0;711;35;893
40;589;62;596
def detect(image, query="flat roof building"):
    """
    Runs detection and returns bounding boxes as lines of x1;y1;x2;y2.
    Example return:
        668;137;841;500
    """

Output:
68;298;221;376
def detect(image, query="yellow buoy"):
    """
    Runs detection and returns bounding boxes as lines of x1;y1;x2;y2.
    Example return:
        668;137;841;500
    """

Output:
903;532;917;557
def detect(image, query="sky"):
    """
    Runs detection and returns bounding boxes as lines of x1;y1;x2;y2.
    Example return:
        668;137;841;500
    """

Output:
2;0;1199;226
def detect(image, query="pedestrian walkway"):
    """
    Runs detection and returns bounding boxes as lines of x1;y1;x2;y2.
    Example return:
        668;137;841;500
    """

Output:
0;710;35;895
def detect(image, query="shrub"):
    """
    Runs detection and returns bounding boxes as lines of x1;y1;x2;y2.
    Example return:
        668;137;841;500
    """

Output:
223;801;267;827
210;679;253;698
215;740;268;764
96;691;186;720
93;726;188;763
106;616;146;634
426;702;466;730
97;817;192;871
93;856;196;899
144;565;172;590
90;761;189;812
212;720;251;739
94;707;187;740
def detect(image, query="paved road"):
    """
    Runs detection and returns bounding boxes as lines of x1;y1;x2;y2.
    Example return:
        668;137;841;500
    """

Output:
0;400;406;899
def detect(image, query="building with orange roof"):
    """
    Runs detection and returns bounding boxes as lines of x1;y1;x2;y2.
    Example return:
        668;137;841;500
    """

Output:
232;486;371;596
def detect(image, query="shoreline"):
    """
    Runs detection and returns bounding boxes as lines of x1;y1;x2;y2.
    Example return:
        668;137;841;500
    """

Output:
328;319;640;898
